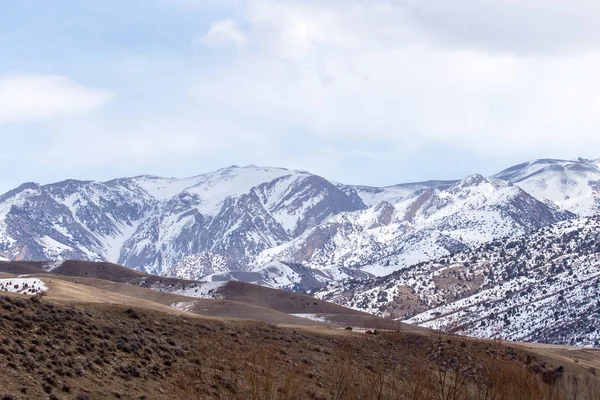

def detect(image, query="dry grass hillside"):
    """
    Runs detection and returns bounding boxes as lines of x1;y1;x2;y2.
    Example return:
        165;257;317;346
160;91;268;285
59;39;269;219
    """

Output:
0;261;403;329
32;275;334;327
0;291;598;400
1;261;600;399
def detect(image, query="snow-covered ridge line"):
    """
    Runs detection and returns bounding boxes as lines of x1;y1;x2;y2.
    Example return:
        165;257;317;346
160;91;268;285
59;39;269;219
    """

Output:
0;165;365;277
0;157;598;296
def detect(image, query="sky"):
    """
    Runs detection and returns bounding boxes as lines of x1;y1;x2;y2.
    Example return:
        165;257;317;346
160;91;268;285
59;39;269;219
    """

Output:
2;0;600;193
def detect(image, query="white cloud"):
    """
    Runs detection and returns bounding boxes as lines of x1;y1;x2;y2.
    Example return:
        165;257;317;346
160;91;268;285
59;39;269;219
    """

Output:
0;74;113;124
192;0;600;158
5;0;600;192
398;0;600;55
200;20;248;47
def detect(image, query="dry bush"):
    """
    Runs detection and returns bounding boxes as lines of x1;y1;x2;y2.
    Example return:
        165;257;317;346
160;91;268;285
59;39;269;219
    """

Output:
2;294;599;400
329;354;355;400
476;362;546;400
245;350;278;400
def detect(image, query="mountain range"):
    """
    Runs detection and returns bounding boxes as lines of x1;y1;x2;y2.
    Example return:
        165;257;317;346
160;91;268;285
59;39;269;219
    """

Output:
318;214;600;347
0;157;598;295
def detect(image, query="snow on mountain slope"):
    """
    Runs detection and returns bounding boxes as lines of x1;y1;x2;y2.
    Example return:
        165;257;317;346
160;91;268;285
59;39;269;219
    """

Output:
128;175;207;201
0;157;592;293
349;180;458;207
0;180;154;262
494;158;600;216
165;252;234;281
203;261;308;290
0;183;40;249
131;166;293;214
120;166;365;275
0;166;365;277
202;260;373;292
255;175;571;279
317;215;600;347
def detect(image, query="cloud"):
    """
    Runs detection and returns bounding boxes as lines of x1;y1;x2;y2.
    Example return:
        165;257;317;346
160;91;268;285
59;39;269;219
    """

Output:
0;74;114;124
398;0;600;55
5;0;600;192
191;0;600;158
199;20;248;47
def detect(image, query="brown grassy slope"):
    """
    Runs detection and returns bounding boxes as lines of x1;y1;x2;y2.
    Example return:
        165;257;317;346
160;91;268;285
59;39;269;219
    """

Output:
0;260;153;284
0;260;160;284
0;260;392;328
42;278;192;316
0;261;49;275
53;261;379;321
219;280;364;314
0;293;598;400
54;260;148;281
218;281;426;331
28;275;334;327
516;341;600;372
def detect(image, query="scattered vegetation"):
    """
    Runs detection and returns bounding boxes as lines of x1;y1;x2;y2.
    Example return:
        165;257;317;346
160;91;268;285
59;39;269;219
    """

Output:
0;293;598;399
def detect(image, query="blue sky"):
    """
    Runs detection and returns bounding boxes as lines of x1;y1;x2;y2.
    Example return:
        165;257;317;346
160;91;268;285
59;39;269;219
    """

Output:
2;0;600;193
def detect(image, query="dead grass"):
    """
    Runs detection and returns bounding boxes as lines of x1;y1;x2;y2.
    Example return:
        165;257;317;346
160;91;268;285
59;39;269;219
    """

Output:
0;294;598;399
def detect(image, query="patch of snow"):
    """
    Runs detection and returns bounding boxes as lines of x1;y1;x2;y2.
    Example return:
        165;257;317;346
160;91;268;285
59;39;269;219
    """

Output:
291;313;330;323
43;261;64;272
133;176;205;201
103;220;144;263
356;186;426;207
154;281;227;299
185;166;295;216
0;278;47;295
39;236;75;259
171;301;196;312
253;261;301;288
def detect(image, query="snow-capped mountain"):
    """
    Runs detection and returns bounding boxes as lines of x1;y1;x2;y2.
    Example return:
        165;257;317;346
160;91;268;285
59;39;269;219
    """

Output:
0;166;365;275
494;157;600;216
0;180;154;262
316;215;600;347
254;175;570;278
0;157;595;292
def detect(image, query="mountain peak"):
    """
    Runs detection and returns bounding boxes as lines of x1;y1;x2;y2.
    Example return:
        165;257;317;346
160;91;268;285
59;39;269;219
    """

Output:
573;156;599;163
578;157;600;169
0;156;594;293
454;174;489;189
223;164;292;173
0;182;41;203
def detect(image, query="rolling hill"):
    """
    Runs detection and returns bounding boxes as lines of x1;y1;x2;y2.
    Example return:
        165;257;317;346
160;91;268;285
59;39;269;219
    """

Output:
0;259;400;330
